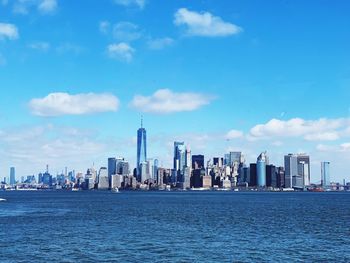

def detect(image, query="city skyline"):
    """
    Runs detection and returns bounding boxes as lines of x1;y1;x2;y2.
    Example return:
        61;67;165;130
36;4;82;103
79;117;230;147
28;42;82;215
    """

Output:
0;0;350;182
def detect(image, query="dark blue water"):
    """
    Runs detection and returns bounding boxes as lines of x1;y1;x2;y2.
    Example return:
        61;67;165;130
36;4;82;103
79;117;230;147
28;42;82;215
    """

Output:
0;191;349;262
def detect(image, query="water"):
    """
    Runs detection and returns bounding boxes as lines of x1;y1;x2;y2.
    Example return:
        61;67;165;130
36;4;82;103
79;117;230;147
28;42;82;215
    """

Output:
0;191;349;262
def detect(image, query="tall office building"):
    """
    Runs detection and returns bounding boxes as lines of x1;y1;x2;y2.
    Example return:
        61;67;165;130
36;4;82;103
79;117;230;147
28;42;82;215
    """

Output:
10;167;16;185
224;152;242;166
97;167;109;190
284;154;298;188
321;162;330;187
192;155;204;170
266;165;276;188
257;152;267;187
153;159;159;181
249;163;257;187
137;118;147;181
284;153;310;188
297;154;310;186
173;141;186;171
108;157;117;179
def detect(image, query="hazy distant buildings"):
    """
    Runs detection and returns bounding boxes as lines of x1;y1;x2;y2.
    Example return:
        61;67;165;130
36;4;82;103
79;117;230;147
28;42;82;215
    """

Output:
321;162;330;187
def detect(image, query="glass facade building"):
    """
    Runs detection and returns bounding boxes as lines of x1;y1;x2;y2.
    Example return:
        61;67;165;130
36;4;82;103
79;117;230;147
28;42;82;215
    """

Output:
137;120;147;181
321;161;330;187
257;152;267;187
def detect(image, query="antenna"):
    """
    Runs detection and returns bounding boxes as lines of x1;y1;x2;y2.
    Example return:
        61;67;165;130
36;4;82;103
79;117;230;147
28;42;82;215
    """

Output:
141;115;143;128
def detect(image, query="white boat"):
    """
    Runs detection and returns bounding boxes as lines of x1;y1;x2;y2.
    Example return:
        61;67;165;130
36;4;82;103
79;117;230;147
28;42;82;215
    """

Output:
0;198;6;202
112;188;119;193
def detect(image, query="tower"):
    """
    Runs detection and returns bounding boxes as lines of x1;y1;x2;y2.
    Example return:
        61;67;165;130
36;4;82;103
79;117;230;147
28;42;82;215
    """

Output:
10;167;16;185
257;152;267;187
137;117;147;182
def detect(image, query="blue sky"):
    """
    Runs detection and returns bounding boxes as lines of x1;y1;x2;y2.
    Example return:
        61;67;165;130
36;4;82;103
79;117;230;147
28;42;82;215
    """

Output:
0;0;350;183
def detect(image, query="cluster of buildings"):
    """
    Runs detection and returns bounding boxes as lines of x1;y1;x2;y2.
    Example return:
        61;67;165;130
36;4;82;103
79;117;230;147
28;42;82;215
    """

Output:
1;120;349;192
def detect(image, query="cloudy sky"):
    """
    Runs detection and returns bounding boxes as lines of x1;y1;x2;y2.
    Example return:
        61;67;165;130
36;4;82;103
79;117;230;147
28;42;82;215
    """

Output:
0;0;350;183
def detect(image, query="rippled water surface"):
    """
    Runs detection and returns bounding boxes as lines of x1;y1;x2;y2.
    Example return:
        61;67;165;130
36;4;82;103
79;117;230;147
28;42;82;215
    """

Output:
0;191;349;262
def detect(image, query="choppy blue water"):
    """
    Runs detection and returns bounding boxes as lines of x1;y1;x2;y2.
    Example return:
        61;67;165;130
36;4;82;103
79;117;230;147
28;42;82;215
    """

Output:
0;191;349;262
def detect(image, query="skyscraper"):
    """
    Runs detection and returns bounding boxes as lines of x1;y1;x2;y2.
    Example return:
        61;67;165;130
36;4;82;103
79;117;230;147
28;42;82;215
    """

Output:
257;152;267;187
297;154;310;186
10;167;16;185
192;155;204;170
137;117;147;181
321;162;330;187
284;153;310;188
284;154;298;188
173;141;186;171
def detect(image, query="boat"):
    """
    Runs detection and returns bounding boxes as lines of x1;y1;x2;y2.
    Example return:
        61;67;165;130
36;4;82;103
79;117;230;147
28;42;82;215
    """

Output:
0;198;6;202
112;188;119;193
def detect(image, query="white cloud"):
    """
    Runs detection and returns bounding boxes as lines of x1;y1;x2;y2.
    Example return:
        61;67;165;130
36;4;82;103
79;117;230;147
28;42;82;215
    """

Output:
29;92;120;117
226;129;244;140
99;21;110;34
113;22;142;42
249;118;348;141
107;42;134;62
28;41;50;51
0;124;109;177
114;0;145;9
304;132;339;141
38;0;57;14
0;23;19;40
130;89;215;114
13;0;57;15
174;8;242;37
147;37;174;50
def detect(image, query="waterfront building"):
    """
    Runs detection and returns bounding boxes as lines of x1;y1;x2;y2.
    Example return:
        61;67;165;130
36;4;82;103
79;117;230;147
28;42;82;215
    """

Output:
98;167;109;190
137;118;147;181
108;157;117;178
243;166;250;184
10;167;16;185
202;175;212;188
277;167;285;188
257;152;267;187
139;162;148;183
284;153;310;189
249;163;257;187
153;159;159;181
221;177;231;189
266;165;276;188
297;154;310;186
191;168;205;188
183;166;191;189
321;162;330;187
111;174;123;189
284;154;298;188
